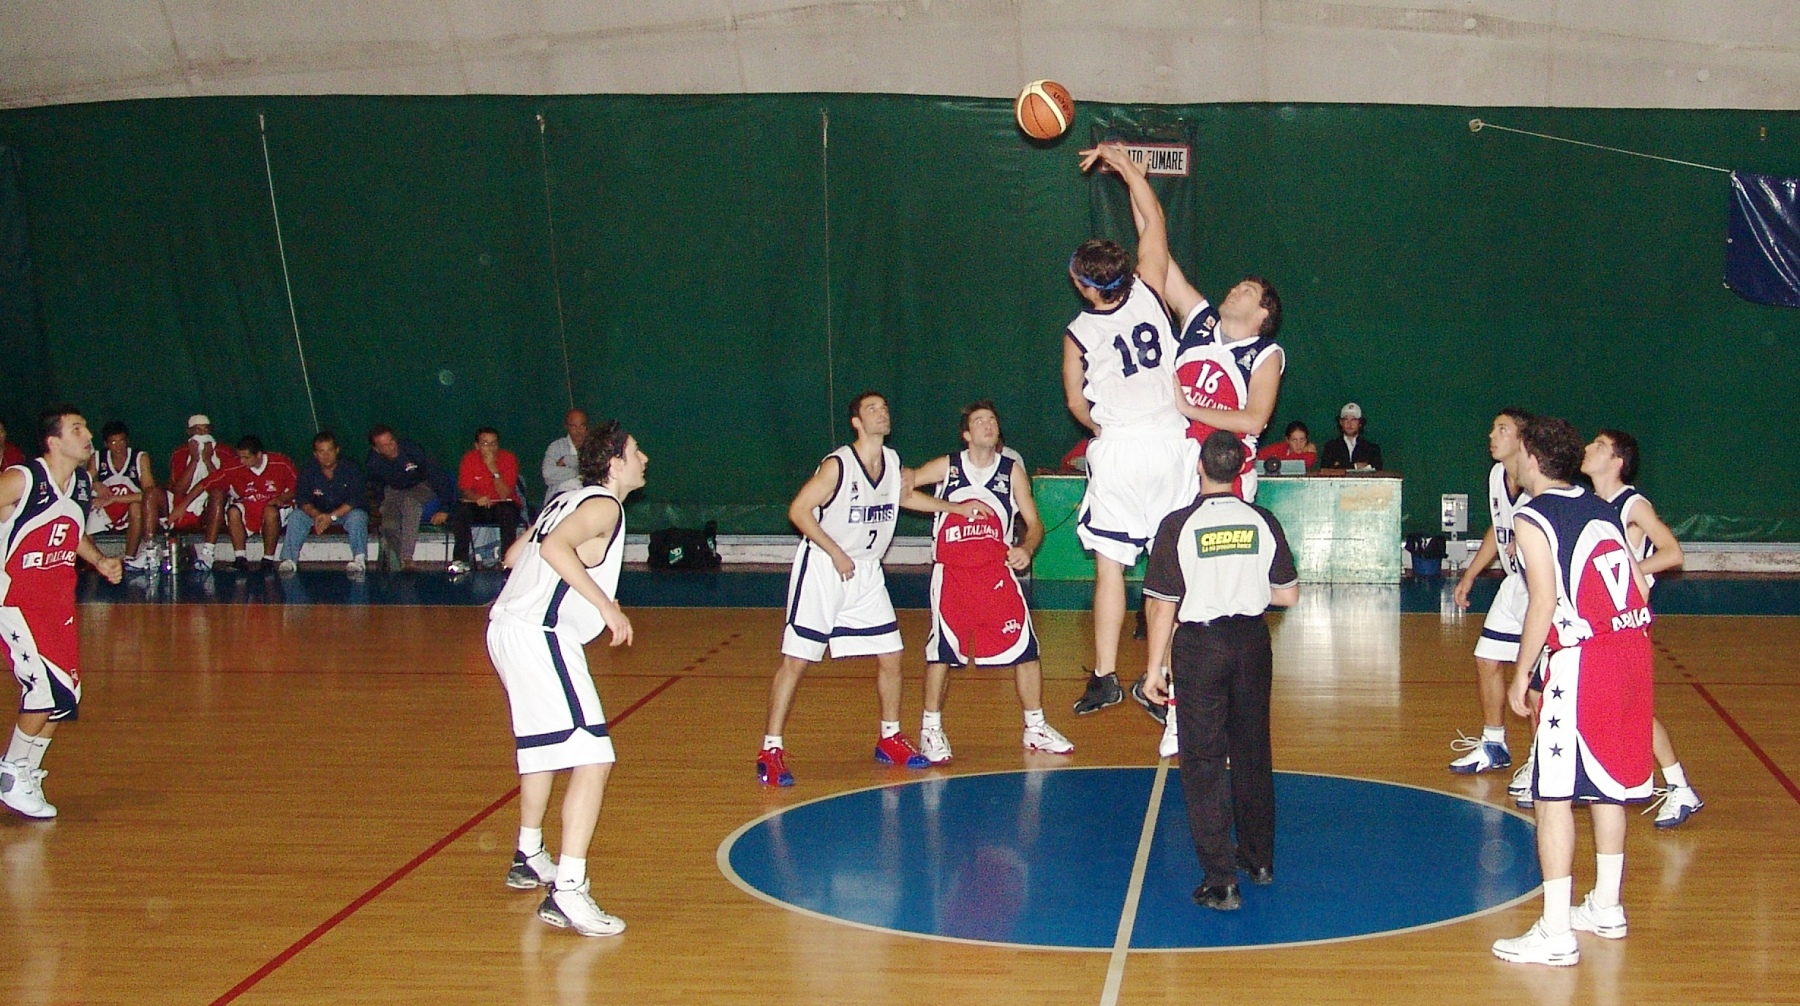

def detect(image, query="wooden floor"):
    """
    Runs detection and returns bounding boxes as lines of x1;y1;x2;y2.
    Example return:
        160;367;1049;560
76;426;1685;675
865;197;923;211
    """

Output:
3;590;1798;1005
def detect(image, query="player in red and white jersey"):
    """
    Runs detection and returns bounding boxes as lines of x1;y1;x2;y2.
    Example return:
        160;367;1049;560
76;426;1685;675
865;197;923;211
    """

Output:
905;401;1074;765
87;419;159;570
0;406;123;819
178;435;295;571
1493;416;1653;968
1582;428;1702;828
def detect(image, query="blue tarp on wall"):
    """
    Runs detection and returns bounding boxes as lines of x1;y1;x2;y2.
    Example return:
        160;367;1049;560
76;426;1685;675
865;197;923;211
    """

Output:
1727;171;1800;308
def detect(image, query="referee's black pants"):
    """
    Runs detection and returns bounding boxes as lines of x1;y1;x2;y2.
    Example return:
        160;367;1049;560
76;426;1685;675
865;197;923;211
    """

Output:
1171;614;1275;889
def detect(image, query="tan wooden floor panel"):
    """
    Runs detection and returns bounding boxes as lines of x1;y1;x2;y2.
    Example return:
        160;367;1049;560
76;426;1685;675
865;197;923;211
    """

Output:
0;602;1795;1004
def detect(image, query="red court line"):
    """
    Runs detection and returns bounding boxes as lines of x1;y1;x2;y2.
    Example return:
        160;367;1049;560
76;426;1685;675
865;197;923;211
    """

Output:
1690;681;1800;807
208;672;684;1006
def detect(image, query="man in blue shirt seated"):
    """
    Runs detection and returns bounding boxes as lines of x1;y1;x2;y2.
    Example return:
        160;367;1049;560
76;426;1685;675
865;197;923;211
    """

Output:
365;424;450;572
280;430;370;573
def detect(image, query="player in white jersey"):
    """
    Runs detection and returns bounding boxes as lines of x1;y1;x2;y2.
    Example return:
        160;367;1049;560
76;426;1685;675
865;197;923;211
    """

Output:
906;401;1074;764
1583;428;1702;828
1080;141;1286;726
485;420;644;937
1449;408;1534;777
1;406;123;819
87;420;159;569
758;392;976;787
1062;150;1201;719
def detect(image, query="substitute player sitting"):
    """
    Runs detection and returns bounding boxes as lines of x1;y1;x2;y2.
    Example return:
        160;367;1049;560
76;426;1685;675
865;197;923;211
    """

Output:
1493;416;1654;967
487;420;644;938
758;392;974;786
178;436;297;571
906;401;1074;764
0;406;123;820
87;420;160;571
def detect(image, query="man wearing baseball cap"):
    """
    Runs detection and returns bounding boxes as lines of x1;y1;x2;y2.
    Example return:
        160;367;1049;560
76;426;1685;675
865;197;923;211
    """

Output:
1319;402;1383;471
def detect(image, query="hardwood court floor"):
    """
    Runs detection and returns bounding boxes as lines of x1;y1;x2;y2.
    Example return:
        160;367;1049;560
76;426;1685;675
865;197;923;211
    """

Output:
2;593;1797;1005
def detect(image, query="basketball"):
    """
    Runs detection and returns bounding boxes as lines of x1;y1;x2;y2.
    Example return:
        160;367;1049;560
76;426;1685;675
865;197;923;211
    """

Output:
1015;80;1074;140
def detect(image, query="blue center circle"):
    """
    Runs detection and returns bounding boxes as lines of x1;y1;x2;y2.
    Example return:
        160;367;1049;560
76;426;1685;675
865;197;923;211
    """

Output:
719;768;1540;950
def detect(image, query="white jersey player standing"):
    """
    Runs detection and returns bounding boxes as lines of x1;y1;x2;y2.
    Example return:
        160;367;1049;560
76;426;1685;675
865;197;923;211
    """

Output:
1582;428;1702;828
757;392;979;787
486;420;645;937
1450;408;1534;779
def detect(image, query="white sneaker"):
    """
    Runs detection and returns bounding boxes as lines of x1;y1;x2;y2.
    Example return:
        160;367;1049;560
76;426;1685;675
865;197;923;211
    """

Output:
1569;892;1628;939
1449;731;1511;773
917;725;953;765
123;549;155;571
1158;704;1179;758
1509;754;1535;808
0;762;57;820
538;881;625;936
505;848;557;890
446;560;472;575
1022;722;1074;755
1648;785;1704;829
191;544;214;571
1492;919;1579;966
345;557;366;574
277;558;298;573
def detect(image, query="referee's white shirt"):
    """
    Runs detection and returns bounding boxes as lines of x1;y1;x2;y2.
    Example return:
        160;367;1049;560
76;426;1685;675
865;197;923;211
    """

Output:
1143;493;1298;623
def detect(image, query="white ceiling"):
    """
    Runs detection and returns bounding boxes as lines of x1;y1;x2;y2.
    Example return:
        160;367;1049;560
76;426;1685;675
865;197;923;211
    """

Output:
2;1;1796;109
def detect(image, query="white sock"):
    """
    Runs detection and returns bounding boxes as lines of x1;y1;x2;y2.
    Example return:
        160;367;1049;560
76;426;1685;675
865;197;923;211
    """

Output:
1483;725;1506;745
1092;669;1113;679
1542;875;1573;934
555;855;587;890
7;729;49;771
762;735;782;751
879;720;901;739
1662;762;1688;789
1593;853;1624;909
921;711;942;730
518;826;543;855
1023;708;1046;728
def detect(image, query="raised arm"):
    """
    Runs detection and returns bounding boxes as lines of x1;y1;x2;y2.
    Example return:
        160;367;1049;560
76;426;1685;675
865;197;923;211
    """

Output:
1080;142;1170;299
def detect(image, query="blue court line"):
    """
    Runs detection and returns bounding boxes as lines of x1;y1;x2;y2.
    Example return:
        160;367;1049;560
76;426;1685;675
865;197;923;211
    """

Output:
77;568;1800;615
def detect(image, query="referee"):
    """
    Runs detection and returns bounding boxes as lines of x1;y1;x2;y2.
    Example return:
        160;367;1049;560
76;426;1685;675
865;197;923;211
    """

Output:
1142;430;1299;910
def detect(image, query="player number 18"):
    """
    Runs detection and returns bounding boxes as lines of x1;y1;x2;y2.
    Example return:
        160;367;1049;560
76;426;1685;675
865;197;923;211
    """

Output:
1111;323;1164;377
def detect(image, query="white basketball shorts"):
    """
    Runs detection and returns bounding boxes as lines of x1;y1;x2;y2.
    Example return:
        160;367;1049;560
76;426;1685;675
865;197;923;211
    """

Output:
1077;432;1200;567
1474;572;1528;662
782;548;902;662
486;618;616;775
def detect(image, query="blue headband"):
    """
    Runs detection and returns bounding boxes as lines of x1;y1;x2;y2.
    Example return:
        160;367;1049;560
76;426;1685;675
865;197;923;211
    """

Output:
1069;253;1128;293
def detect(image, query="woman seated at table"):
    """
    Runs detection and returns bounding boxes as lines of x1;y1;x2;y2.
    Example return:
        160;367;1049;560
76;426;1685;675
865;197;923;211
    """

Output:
1256;421;1317;470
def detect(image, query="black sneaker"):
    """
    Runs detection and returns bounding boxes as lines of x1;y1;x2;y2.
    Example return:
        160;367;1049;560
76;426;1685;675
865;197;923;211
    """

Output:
1193;883;1242;911
260;557;277;571
1072;672;1123;715
1129;677;1168;725
232;555;249;571
1236;853;1274;885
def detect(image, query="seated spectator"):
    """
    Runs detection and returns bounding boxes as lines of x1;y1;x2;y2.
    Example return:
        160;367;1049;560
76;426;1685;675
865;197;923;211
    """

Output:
87;420;160;569
366;425;447;572
1256;421;1318;470
166;414;237;567
449;427;524;574
541;408;589;502
178;436;296;571
1319;402;1384;471
280;430;370;574
0;420;24;469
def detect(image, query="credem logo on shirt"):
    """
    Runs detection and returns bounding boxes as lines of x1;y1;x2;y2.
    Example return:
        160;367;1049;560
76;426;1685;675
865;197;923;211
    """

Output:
1196;525;1258;556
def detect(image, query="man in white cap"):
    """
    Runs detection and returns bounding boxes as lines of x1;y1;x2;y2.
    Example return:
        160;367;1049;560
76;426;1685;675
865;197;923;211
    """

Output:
165;414;235;567
1319;403;1383;471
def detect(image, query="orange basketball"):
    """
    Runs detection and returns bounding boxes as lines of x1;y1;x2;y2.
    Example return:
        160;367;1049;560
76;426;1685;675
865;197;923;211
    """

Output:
1016;80;1074;140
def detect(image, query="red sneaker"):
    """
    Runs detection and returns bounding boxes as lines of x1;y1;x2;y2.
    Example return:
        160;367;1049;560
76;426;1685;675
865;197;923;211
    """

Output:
874;733;930;769
757;747;794;787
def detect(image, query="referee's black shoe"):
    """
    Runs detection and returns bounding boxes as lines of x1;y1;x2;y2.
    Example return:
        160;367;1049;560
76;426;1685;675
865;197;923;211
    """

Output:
1193;883;1242;911
1072;671;1123;715
1129;677;1168;725
1236;854;1274;886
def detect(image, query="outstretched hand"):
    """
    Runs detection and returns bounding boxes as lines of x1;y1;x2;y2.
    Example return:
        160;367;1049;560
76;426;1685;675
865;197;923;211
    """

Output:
1078;141;1139;176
